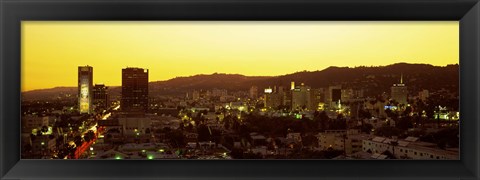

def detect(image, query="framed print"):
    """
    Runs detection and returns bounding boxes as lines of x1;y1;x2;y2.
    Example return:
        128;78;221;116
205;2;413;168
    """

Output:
1;0;479;179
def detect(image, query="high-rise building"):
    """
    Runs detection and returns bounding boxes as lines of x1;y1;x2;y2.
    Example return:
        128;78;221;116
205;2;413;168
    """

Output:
121;67;149;112
78;66;93;114
264;86;284;109
291;83;311;110
341;89;355;102
192;90;200;101
326;85;342;108
418;89;429;102
249;86;258;99
93;84;108;111
391;74;408;105
309;88;324;110
212;88;228;97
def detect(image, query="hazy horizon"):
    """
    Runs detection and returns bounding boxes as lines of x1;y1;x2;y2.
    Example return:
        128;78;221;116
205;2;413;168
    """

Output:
21;62;458;92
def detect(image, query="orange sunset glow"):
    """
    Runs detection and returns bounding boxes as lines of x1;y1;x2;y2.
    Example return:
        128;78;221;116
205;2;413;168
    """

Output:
21;21;458;91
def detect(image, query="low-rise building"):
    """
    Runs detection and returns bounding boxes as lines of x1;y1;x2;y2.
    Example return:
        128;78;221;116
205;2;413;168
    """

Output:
316;129;369;155
362;136;458;159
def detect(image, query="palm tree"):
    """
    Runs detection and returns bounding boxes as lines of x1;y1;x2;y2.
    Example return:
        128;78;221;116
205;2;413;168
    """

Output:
36;130;42;136
41;126;48;133
390;140;399;158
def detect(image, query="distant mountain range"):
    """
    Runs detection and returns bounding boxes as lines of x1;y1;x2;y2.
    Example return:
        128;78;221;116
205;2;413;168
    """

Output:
22;63;459;100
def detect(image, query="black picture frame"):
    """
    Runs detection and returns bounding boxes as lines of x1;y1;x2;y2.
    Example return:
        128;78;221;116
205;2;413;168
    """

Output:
1;0;479;179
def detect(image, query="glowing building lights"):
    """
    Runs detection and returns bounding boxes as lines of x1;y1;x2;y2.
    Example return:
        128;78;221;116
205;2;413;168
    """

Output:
78;66;93;114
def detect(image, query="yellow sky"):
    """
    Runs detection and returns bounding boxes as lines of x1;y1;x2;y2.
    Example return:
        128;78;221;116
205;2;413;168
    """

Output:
21;21;459;92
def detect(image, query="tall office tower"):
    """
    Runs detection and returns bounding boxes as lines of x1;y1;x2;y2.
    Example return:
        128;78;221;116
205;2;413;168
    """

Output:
192;90;200;101
121;67;149;112
309;88;323;110
391;74;408;105
418;89;429;102
341;89;355;102
291;83;311;110
249;86;258;99
93;84;109;111
264;87;284;109
212;88;228;97
264;87;273;108
326;85;342;108
78;66;93;114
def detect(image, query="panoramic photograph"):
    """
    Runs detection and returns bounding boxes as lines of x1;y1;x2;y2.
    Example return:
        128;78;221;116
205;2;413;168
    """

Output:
21;21;459;160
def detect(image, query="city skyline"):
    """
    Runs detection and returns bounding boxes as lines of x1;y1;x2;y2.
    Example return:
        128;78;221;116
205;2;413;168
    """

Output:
21;62;458;92
22;21;458;91
21;62;460;160
20;21;460;160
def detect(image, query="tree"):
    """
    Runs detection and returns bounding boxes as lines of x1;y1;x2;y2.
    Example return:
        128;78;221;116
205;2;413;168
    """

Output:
396;117;414;130
403;106;413;116
105;134;113;141
314;111;329;130
360;123;374;133
167;130;185;148
385;108;396;119
390;141;399;158
84;130;95;142
30;133;37;141
302;135;317;147
382;150;396;159
84;134;91;142
359;109;372;119
223;116;231;130
56;135;64;147
374;126;402;137
41;126;48;133
74;135;83;147
197;124;210;142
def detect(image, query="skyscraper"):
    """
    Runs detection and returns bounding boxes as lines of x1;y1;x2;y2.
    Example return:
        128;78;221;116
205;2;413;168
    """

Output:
309;88;324;110
93;84;109;111
291;83;311;110
264;86;284;109
327;85;342;108
121;67;149;112
391;74;408;105
78;66;93;114
249;86;258;99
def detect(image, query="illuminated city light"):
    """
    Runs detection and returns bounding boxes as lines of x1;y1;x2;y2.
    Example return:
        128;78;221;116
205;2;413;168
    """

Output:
21;24;460;160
